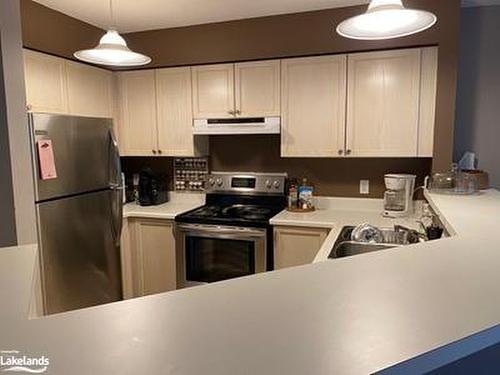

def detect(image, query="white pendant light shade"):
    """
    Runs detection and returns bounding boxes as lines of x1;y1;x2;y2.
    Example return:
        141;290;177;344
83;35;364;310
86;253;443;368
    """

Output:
336;0;437;40
74;30;151;67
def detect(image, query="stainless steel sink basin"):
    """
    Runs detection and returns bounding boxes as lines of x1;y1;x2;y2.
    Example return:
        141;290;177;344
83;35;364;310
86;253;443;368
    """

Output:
330;241;395;258
328;225;421;259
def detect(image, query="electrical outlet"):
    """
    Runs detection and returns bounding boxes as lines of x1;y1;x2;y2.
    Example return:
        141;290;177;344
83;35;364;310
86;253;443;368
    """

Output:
360;180;369;195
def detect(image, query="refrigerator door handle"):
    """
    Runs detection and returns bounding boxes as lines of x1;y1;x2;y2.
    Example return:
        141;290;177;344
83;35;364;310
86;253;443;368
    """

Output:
109;130;123;247
109;129;122;188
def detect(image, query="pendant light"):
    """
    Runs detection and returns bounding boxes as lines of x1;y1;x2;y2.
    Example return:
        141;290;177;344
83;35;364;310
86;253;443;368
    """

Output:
336;0;437;40
74;0;151;67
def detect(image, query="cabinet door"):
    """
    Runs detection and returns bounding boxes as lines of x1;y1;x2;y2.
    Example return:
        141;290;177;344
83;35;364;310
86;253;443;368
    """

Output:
346;49;421;157
23;49;68;114
281;55;347;157
156;67;205;156
120;218;135;299
418;47;438;157
235;60;280;117
118;70;158;156
66;61;113;118
274;226;329;269
133;219;176;296
192;64;234;118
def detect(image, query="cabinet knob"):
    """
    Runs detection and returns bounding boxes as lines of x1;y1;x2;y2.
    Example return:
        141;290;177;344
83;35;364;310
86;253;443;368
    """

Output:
228;110;235;115
158;149;162;154
346;149;352;155
152;150;157;154
338;149;344;155
235;110;241;115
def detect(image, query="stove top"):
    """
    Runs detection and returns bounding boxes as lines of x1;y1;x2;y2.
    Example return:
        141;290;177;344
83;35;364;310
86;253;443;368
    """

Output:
175;172;287;228
176;202;285;227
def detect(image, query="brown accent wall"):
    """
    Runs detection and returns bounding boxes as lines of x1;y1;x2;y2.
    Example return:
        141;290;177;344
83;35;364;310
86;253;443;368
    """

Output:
209;135;431;198
20;0;103;61
125;0;460;173
20;0;460;197
120;136;431;198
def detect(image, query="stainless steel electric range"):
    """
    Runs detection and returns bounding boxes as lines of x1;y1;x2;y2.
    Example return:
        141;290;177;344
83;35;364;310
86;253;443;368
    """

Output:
175;172;287;288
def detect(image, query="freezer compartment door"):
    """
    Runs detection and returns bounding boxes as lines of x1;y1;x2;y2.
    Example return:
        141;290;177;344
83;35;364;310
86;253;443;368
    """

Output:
30;113;116;201
37;189;122;314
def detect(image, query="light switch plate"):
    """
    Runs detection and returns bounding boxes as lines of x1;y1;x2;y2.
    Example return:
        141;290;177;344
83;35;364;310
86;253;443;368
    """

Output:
360;180;369;195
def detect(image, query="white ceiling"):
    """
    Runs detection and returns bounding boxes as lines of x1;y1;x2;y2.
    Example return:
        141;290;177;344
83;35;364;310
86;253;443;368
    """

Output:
33;0;500;33
33;0;369;33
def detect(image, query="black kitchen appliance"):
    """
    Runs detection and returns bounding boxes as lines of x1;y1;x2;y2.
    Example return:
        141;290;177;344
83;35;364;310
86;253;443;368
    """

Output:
175;172;287;288
138;168;168;206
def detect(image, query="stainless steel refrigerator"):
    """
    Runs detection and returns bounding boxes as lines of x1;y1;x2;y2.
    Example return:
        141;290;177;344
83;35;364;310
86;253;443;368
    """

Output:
29;113;123;315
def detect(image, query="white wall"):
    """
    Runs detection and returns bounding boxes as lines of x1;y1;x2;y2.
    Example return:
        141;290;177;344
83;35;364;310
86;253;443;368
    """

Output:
0;0;37;245
454;6;500;188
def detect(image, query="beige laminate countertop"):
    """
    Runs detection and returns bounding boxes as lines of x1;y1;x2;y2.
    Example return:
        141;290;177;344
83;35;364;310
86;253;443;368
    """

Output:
2;190;500;374
270;197;422;262
122;192;204;220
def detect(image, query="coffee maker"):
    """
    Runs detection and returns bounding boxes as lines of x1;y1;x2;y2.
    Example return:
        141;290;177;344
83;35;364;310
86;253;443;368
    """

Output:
138;168;168;206
383;174;416;217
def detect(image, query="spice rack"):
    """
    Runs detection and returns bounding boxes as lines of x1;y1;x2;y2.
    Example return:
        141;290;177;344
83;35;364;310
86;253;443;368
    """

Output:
174;158;208;192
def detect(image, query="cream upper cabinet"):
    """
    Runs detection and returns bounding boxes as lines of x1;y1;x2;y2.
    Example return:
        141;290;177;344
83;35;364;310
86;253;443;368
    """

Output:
192;64;234;118
234;60;280;117
281;55;347;157
118;70;158;156
66;61;113;118
418;47;438;157
23;49;68;114
156;67;207;156
274;226;329;269
131;218;177;296
346;49;422;157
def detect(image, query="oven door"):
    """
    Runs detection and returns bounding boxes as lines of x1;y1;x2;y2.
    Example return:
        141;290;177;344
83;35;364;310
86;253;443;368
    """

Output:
175;224;267;288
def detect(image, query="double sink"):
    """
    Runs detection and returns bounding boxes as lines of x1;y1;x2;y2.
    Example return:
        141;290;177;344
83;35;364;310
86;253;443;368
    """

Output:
328;226;422;259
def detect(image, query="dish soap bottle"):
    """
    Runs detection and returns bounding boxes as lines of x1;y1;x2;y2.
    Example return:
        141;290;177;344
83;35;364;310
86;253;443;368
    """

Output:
298;178;314;210
288;180;298;209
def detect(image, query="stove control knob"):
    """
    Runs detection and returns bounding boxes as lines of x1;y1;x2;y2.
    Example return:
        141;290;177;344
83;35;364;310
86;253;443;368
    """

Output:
265;179;272;188
208;178;215;186
273;180;281;189
216;178;223;187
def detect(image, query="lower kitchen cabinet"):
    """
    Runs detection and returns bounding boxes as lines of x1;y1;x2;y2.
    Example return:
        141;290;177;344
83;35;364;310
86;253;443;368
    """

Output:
121;218;177;298
274;226;330;269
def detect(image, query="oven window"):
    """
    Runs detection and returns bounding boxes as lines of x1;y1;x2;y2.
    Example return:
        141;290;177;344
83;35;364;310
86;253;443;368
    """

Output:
185;236;255;283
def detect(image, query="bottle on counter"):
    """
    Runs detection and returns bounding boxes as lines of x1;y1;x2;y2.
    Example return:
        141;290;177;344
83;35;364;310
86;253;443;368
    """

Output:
133;173;140;204
298;178;314;209
288;181;298;209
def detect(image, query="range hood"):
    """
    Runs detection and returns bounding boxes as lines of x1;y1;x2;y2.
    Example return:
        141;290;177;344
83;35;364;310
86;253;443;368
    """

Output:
193;117;280;135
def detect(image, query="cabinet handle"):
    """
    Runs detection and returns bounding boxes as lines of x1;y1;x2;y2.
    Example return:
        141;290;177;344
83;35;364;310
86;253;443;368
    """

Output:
152;150;157;154
338;149;344;155
346;149;352;155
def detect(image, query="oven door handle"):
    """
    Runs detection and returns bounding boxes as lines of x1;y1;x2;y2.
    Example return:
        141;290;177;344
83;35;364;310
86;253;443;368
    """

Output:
176;224;266;238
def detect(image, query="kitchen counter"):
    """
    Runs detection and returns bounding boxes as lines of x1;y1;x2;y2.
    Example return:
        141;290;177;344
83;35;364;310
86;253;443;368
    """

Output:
2;190;500;374
270;197;422;262
122;192;204;220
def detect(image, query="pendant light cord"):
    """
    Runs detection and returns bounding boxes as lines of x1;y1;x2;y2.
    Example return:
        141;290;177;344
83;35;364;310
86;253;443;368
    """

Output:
109;0;116;30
